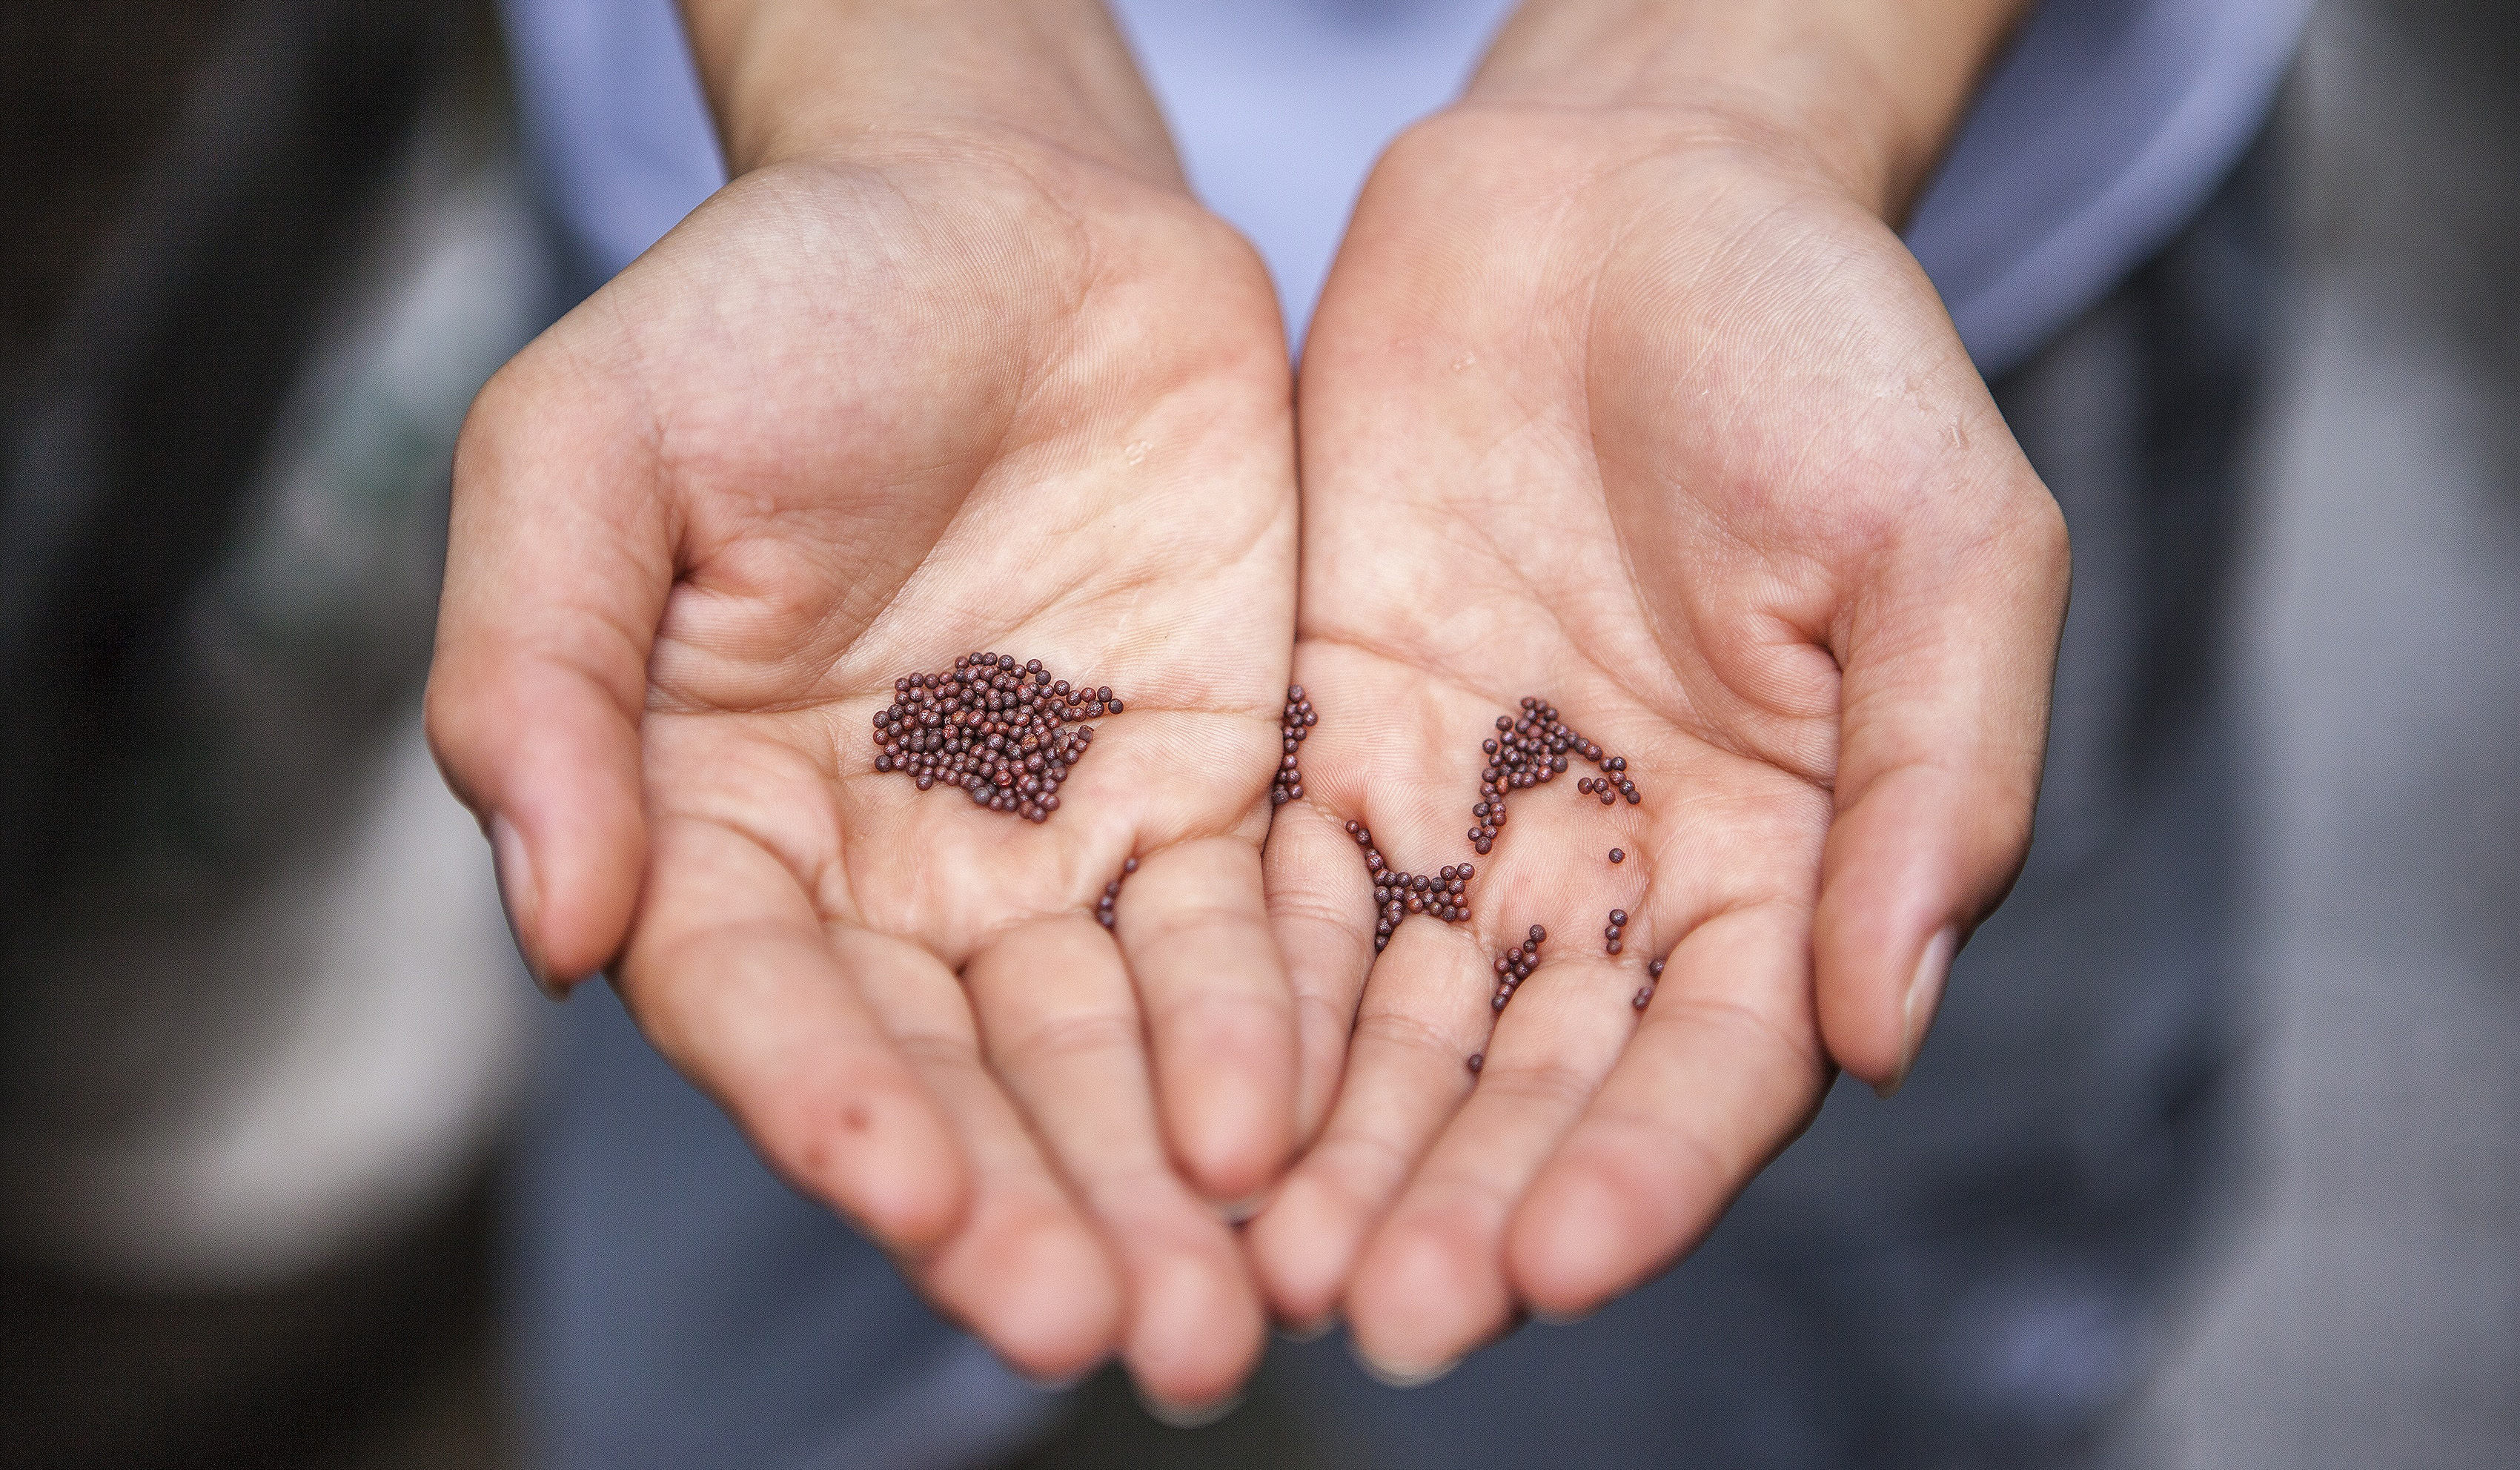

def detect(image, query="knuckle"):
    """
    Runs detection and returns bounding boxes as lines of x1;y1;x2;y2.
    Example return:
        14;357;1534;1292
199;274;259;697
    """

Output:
996;1007;1141;1074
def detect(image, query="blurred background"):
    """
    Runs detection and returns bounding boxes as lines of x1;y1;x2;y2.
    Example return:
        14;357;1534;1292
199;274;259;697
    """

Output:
0;0;2512;1466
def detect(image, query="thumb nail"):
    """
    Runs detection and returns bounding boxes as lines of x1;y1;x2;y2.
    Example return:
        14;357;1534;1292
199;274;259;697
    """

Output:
1878;924;1956;1098
491;815;564;1001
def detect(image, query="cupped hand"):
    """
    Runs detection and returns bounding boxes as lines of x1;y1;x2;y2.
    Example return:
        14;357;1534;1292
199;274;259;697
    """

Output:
425;136;1297;1407
1249;105;2068;1377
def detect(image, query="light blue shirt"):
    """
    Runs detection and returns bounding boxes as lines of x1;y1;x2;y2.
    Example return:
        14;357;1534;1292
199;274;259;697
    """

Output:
500;0;2311;375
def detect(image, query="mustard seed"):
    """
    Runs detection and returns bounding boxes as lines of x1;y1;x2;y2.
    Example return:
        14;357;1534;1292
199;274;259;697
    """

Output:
875;651;1118;821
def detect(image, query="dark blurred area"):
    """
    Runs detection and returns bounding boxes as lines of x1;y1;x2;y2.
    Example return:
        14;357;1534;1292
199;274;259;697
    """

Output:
1;1;540;1466
0;1;2514;1467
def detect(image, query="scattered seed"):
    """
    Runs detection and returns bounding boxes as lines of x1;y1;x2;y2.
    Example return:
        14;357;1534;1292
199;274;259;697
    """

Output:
1467;1052;1485;1075
1347;821;1473;950
1272;685;1316;807
1608;847;1623;863
1095;855;1141;930
1465;697;1641;857
1491;928;1547;1013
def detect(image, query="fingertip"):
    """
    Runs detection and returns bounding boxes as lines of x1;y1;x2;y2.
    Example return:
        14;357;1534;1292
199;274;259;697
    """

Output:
1504;1165;1647;1321
1244;1174;1358;1330
970;1210;1129;1385
1344;1222;1496;1385
1168;1056;1296;1209
1811;769;1985;1090
1120;1236;1267;1411
755;1067;971;1254
843;1092;975;1253
428;650;649;987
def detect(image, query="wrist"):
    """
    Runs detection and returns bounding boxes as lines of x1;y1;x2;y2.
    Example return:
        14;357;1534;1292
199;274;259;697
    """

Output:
1465;0;2029;219
679;0;1181;184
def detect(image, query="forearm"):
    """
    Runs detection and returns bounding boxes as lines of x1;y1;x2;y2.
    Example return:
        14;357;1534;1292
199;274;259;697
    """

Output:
1470;0;2031;219
677;0;1178;182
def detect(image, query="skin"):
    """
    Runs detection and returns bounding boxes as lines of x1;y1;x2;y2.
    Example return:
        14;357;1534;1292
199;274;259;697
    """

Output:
431;0;2071;1410
1247;0;2066;1380
425;0;1297;1409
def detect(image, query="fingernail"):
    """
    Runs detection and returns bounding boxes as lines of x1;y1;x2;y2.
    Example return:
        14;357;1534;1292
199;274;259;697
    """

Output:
491;815;563;1001
1878;924;1957;1098
1211;1186;1276;1225
1350;1340;1461;1389
1274;1311;1336;1343
1133;1381;1242;1429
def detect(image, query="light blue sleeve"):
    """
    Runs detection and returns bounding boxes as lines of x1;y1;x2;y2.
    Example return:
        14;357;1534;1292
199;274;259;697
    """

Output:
1907;0;2312;374
500;0;2307;374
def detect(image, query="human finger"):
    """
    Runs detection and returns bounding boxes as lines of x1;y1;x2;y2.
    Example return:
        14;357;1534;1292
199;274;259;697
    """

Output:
1243;915;1491;1334
614;809;969;1255
838;924;1129;1383
1505;899;1830;1317
1113;835;1297;1208
425;343;664;990
1261;787;1378;1149
964;914;1267;1411
1340;941;1635;1379
1811;470;2068;1091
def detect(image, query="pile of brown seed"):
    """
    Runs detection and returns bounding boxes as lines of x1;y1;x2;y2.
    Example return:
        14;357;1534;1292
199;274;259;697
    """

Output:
1343;821;1472;953
1604;908;1628;956
871;652;1119;821
1095;856;1138;930
1634;956;1665;1010
1273;686;1315;807
1491;925;1546;1011
1468;697;1637;855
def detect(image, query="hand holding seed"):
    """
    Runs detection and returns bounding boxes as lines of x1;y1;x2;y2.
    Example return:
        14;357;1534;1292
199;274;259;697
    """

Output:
1249;96;2068;1378
425;90;1302;1408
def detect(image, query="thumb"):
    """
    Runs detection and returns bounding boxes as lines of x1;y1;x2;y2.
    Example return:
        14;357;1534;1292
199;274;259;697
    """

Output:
425;346;670;993
1811;460;2069;1093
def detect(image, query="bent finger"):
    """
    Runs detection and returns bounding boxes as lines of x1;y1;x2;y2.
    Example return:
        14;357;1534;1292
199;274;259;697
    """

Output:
617;811;969;1255
1244;916;1491;1333
841;925;1127;1383
1505;899;1829;1317
1115;836;1296;1207
1814;470;2068;1090
426;343;668;987
1344;948;1634;1379
966;916;1266;1411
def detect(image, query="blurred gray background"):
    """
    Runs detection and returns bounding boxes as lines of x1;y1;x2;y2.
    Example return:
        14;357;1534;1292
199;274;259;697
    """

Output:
0;0;2513;1466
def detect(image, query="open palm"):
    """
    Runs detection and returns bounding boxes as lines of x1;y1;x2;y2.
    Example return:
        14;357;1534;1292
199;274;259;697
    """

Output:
1250;107;2069;1377
428;139;1297;1405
